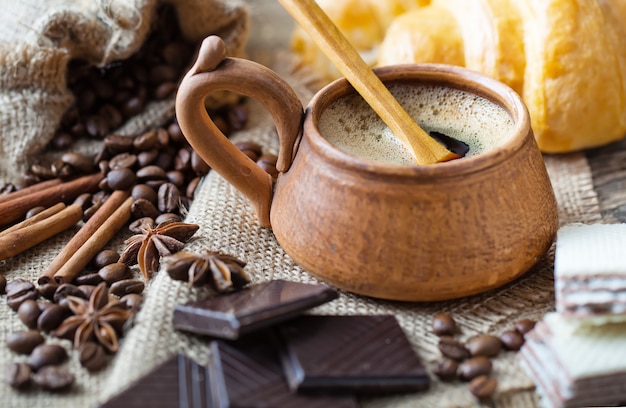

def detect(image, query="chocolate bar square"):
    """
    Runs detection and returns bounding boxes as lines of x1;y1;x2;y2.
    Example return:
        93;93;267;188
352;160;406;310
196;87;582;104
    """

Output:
208;332;359;407
173;280;338;339
276;315;430;393
100;354;212;408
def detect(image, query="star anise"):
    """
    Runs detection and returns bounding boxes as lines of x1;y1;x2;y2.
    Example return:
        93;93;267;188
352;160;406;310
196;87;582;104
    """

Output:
163;250;250;292
52;283;131;353
120;218;199;279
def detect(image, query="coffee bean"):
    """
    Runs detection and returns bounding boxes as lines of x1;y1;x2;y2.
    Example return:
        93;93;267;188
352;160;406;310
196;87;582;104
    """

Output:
107;167;137;190
37;304;67;333
25;206;46;219
6;362;32;389
61;152;94;173
256;153;279;179
53;283;86;304
98;262;132;284
166;170;186;189
0;274;6;294
433;358;458;381
514;319;536;336
466;334;502;357
133;130;158;150
73;193;93;211
469;375;497;399
6;280;38;310
93;249;120;269
32;366;74;391
105;134;135;152
157;182;181;213
6;330;45;354
438;336;470;361
74;272;104;286
78;284;98;299
37;283;60;301
17;299;42;329
154;212;180;225
500;330;525;351
109;152;138;170
186;176;202;199
191;150;210;175
458;356;493;381
131;197;160;219
78;342;108;372
136;165;167;181
168;121;185;144
131;184;158;204
431;313;458;336
28;344;68;371
121;293;143;314
110;279;145;297
154;82;177;99
137;149;159;167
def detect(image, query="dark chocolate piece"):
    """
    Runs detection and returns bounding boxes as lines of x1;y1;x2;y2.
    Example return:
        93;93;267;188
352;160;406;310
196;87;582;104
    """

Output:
100;354;213;408
208;332;359;407
277;315;430;393
173;280;338;340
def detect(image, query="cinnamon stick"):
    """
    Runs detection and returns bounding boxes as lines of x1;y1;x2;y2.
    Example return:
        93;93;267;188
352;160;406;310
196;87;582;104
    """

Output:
0;202;66;238
0;173;103;228
52;196;134;284
0;178;63;205
0;204;83;261
39;190;130;284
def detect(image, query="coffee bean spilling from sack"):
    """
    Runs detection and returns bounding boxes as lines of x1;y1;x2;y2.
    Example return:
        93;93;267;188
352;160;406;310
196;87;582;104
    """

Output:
431;313;536;401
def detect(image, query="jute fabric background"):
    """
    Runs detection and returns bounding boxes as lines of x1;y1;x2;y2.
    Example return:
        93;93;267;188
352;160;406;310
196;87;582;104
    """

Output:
0;1;606;407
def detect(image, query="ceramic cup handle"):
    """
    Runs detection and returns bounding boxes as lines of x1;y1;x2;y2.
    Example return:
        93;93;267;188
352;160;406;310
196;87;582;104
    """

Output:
175;36;304;227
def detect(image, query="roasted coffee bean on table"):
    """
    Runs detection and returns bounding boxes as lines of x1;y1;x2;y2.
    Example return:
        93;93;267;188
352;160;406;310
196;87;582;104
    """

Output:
32;366;75;391
17;299;42;329
431;312;458;336
465;334;503;357
6;280;38;311
458;356;493;381
500;330;525;351
433;358;459;381
437;336;471;361
5;362;32;390
469;375;498;399
27;344;68;371
6;330;45;355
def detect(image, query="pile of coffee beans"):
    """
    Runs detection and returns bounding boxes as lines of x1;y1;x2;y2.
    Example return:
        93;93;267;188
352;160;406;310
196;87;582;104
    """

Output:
430;312;536;400
49;3;196;151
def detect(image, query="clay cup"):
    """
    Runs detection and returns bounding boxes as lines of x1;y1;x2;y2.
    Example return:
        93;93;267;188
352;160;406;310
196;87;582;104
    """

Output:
175;36;559;301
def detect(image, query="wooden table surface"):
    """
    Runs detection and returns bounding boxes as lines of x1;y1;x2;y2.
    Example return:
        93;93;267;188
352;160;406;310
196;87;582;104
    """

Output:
586;136;626;223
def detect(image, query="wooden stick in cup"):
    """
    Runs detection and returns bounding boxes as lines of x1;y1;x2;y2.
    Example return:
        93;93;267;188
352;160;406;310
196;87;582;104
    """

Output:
278;0;460;165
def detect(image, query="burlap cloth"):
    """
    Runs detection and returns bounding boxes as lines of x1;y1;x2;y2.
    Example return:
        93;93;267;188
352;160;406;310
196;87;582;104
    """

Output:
0;1;606;407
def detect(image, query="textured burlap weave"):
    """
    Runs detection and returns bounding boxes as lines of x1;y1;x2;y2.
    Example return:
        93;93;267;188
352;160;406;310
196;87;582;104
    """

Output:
0;1;606;408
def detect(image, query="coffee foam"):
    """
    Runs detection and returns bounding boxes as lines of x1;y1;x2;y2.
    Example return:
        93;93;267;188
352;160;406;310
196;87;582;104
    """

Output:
318;83;514;166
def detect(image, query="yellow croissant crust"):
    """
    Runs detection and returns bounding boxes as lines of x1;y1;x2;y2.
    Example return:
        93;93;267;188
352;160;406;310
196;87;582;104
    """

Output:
293;0;626;153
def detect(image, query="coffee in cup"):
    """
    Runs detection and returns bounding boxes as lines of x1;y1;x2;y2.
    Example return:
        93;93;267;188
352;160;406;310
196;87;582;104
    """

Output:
318;83;515;165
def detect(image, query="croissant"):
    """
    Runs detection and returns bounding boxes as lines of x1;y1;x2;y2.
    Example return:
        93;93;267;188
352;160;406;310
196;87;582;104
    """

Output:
291;0;430;79
293;0;626;153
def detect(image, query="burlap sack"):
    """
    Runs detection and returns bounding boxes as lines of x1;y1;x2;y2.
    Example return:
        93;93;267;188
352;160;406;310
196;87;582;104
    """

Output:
0;1;606;407
0;0;249;182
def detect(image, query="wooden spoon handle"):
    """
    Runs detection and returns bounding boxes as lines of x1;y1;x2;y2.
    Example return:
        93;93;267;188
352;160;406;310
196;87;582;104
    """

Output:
278;0;459;164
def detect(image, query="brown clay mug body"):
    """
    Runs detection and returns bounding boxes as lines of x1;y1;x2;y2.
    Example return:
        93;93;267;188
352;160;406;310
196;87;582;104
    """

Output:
175;36;559;302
